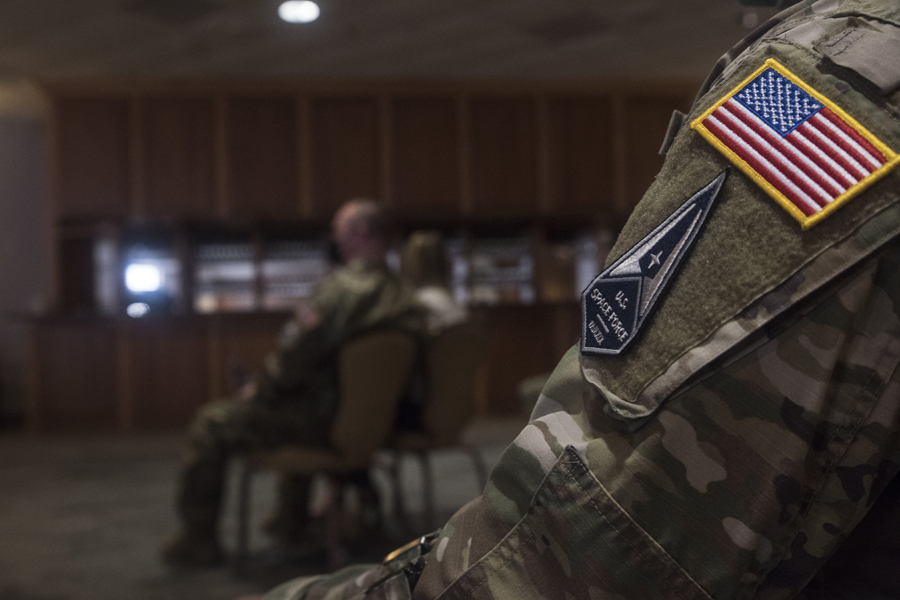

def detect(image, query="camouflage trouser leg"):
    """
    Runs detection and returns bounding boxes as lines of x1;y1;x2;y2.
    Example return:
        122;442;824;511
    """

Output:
177;397;331;540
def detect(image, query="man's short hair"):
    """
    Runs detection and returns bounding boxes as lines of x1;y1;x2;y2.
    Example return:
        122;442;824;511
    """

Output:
342;199;389;241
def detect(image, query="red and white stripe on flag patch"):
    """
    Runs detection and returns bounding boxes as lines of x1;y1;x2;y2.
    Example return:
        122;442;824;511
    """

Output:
691;58;899;229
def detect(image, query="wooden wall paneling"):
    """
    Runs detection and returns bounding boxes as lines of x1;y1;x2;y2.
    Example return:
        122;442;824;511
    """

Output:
209;313;287;399
392;97;460;216
546;97;615;217
469;97;539;216
54;96;130;219
535;97;552;214
620;94;692;217
310;97;380;218
214;98;229;219
124;317;211;429
141;97;216;218
28;318;119;430
611;96;629;222
226;97;301;219
551;302;581;359
297;98;314;218
379;95;394;209
457;96;473;215
129;97;146;215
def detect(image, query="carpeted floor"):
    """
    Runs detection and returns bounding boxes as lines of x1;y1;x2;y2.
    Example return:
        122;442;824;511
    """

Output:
0;418;524;600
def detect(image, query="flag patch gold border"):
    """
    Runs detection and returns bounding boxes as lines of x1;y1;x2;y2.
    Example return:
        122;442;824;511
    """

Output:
691;58;900;229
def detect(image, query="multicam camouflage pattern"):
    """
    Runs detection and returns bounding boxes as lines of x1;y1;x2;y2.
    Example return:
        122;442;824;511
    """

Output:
177;259;424;536
261;1;900;598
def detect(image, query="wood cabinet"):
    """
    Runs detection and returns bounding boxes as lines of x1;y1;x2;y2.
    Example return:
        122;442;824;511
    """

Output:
472;303;580;415
27;305;577;430
310;98;382;216
469;97;539;216
27;313;288;431
54;97;131;219
226;97;301;219
121;317;211;430
392;97;460;216
619;94;693;217
27;317;119;430
49;83;695;225
140;97;217;218
546;98;615;217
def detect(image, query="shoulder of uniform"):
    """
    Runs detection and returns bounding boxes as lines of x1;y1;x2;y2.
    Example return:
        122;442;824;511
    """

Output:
580;19;900;422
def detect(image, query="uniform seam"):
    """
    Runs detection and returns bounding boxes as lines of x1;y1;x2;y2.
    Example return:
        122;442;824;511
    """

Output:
434;458;562;600
818;27;863;58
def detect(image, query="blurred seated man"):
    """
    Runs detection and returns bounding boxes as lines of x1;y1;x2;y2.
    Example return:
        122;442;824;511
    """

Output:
161;199;424;567
395;231;469;432
256;0;900;597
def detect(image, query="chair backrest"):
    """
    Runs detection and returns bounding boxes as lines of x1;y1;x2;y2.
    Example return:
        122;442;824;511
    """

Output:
330;330;418;462
422;321;485;447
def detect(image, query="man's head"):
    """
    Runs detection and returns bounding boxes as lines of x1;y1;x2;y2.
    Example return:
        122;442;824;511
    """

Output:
331;199;389;264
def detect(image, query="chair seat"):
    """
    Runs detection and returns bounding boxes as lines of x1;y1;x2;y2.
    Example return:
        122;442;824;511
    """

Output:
253;447;372;474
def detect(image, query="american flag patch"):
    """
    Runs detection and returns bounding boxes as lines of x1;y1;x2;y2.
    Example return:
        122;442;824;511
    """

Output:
691;59;899;229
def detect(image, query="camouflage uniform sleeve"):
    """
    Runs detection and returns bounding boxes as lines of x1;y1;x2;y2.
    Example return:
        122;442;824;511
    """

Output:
256;273;340;398
262;1;900;598
411;1;900;597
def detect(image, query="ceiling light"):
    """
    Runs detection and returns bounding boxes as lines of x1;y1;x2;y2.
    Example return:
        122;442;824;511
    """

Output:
279;1;320;23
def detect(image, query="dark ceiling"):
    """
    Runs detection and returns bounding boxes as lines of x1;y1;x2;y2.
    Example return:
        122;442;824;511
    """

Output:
0;0;778;81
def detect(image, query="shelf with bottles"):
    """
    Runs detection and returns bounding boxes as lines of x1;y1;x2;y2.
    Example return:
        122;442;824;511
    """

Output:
54;217;618;319
399;221;617;307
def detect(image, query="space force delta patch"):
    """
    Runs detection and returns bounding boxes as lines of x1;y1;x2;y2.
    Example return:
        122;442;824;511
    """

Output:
581;171;727;356
692;58;899;230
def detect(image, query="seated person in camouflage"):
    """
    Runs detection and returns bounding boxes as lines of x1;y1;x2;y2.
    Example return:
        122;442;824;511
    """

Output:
402;231;468;335
396;231;470;432
161;199;424;567
258;0;900;598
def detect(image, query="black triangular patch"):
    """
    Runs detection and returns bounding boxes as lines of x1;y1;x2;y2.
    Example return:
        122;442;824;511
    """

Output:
581;170;728;356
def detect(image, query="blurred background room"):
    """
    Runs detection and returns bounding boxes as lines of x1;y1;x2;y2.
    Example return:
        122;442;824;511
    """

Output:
0;1;780;598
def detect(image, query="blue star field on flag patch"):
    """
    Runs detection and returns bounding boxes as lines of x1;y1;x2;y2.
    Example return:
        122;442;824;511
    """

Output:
733;68;823;135
581;170;728;356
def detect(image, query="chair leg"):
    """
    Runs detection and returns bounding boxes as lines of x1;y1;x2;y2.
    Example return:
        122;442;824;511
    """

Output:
465;444;488;492
323;479;346;572
418;450;435;531
390;452;412;535
234;456;253;574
